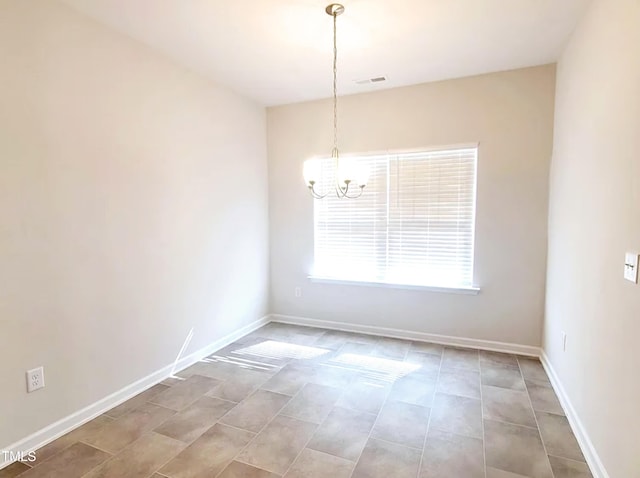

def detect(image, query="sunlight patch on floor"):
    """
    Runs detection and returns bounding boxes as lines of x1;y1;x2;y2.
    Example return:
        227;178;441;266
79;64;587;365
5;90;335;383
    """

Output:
328;353;420;383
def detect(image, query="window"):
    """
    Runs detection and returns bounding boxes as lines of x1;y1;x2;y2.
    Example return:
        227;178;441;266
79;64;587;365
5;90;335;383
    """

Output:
312;146;478;290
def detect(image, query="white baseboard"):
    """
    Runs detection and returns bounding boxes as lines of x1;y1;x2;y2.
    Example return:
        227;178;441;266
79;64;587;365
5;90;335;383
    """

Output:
270;313;541;357
0;315;270;471
540;351;609;478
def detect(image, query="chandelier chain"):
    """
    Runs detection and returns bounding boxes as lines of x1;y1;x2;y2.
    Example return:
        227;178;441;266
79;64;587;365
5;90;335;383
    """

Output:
305;4;365;200
332;10;338;156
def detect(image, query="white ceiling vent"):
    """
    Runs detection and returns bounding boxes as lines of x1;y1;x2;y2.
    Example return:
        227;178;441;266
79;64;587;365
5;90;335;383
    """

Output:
354;76;388;85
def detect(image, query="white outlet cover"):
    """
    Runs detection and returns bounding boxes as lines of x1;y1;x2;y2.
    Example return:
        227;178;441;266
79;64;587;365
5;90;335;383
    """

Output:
26;366;45;393
624;252;639;283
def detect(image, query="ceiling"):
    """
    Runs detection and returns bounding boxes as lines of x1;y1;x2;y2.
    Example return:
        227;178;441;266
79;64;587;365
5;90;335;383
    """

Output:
60;0;590;106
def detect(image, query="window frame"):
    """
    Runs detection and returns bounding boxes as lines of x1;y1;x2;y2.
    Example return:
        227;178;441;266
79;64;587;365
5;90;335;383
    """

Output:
308;144;480;294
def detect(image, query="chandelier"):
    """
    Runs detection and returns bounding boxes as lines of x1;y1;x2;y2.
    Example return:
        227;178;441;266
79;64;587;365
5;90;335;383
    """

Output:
303;4;369;199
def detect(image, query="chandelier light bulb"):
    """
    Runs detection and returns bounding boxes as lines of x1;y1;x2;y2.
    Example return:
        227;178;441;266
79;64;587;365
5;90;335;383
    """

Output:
303;159;322;186
356;163;370;187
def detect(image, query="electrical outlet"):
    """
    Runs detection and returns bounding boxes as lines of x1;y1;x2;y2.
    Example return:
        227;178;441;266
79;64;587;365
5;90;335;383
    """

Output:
562;332;567;352
26;367;45;393
294;287;302;298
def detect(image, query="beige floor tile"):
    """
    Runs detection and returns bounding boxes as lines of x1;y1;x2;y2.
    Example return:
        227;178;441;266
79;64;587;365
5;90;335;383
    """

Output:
215;337;295;368
234;329;269;344
437;368;481;399
17;327;591;478
260;363;314;396
280;383;342;423
481;362;526;391
105;384;170;419
294;347;341;367
526;380;564;415
150;375;220;411
237;415;317;475
280;332;333;347
336;377;390;415
482;385;537;428
154;396;236;443
207;369;273;403
162;376;187;387
332;347;402;379
284;448;354;478
371;400;430;448
85;433;185;478
337;341;376;357
256;324;325;346
18;443;109;478
85;402;176;453
404;352;442;379
181;360;242;381
372;337;411;359
479;351;519;367
430;392;482;439
219;389;291;432
218;461;280;478
442;347;479;371
346;333;381;346
307;406;376;461
159;424;254;478
0;462;31;478
522;374;551;387
536;412;585;462
351;438;421;478
419;429;484;478
307;363;356;389
387;374;437;407
409;341;444;356
484;419;553;478
548;455;593;478
28;415;113;465
485;467;530;477
313;330;364;349
517;357;549;382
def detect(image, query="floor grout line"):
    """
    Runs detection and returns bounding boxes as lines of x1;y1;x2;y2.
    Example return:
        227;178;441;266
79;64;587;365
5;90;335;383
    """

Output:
518;356;557;478
546;453;590;465
345;413;385;476
279;406;336;476
214;385;304;477
345;352;394;478
415;347;443;478
479;351;488;478
216;332;349;476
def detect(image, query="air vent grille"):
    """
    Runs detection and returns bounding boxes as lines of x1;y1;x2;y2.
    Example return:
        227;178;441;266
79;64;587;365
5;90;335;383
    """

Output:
354;75;388;85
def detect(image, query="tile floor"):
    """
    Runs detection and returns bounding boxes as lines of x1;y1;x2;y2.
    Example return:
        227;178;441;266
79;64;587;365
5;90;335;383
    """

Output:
0;323;593;478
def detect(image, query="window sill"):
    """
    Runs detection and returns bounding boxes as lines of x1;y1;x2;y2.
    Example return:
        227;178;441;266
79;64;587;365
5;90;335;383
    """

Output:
308;276;481;295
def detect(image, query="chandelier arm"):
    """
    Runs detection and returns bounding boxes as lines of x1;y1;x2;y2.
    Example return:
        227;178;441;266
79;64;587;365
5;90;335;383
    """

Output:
309;183;331;199
342;186;365;199
335;180;350;198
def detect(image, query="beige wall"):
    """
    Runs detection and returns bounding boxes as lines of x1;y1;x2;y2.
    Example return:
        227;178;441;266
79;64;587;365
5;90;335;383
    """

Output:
0;0;269;448
544;1;640;476
268;65;556;346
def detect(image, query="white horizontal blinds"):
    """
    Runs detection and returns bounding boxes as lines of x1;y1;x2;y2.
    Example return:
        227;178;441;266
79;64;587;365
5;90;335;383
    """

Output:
314;155;388;280
387;148;477;287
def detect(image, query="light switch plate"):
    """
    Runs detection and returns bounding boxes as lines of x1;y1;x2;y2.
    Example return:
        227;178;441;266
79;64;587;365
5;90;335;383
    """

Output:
624;252;639;283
